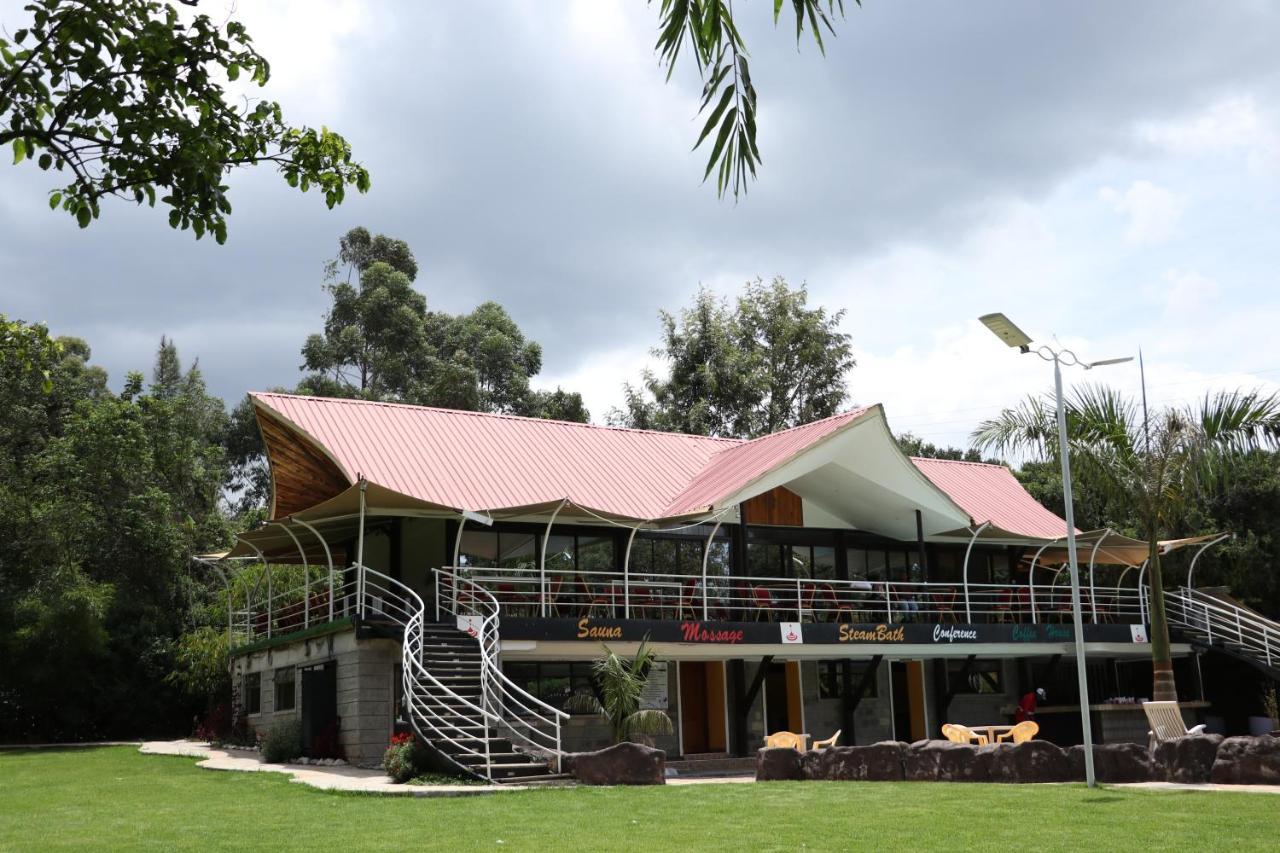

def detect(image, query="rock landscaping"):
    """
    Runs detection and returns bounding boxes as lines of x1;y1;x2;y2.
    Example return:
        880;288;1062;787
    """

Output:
565;742;666;786
757;735;1280;785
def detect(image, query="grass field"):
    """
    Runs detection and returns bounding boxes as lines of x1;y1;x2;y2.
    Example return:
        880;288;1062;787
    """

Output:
1;747;1278;851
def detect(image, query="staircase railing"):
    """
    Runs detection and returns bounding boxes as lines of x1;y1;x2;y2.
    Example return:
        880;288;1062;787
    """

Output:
435;568;568;770
358;567;499;778
1165;586;1279;670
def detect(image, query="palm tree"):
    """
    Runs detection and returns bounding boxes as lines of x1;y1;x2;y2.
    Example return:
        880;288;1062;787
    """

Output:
566;636;674;743
973;385;1280;701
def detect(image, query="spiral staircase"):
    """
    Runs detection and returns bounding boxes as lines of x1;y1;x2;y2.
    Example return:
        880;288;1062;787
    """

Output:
360;567;570;783
1165;587;1280;681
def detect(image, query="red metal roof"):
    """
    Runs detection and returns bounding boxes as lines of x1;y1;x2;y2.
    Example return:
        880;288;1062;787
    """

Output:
661;409;872;516
252;393;734;520
252;393;1067;539
910;457;1071;539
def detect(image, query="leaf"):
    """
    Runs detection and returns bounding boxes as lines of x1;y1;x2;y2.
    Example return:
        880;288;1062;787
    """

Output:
703;106;737;181
76;206;91;228
12;138;25;165
48;192;61;210
694;83;735;149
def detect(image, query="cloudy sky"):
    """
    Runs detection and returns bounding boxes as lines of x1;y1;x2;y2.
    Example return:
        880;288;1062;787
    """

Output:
3;1;1279;449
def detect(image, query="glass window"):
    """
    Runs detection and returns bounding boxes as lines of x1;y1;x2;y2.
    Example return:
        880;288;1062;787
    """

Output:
788;545;813;578
497;532;537;571
865;550;887;581
274;667;295;711
458;530;498;568
847;548;869;579
748;542;782;577
888;550;908;581
545;534;575;576
813;547;836;580
628;539;652;574
705;540;731;577
652;539;678;574
502;661;597;713
243;672;261;715
932;549;960;583
678;540;704;575
578;536;615;573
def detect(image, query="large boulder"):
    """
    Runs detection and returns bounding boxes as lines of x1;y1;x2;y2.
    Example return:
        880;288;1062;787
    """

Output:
802;742;906;781
1066;743;1150;783
904;741;991;782
567;742;665;785
755;747;804;781
985;740;1075;783
1152;734;1224;784
1210;736;1280;785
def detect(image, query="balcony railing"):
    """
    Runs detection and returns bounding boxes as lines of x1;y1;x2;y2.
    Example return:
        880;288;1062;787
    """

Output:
438;566;1147;626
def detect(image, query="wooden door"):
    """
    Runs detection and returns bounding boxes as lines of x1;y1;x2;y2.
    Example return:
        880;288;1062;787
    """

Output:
680;661;710;754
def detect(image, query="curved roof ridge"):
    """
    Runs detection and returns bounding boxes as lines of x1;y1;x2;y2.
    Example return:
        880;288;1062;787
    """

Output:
910;456;1010;470
250;391;740;443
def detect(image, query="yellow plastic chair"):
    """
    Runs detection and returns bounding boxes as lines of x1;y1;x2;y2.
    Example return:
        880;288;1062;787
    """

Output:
996;721;1039;744
940;723;988;745
763;731;807;752
811;729;841;750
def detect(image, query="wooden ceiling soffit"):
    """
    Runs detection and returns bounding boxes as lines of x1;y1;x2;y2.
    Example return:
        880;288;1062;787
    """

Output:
256;407;351;519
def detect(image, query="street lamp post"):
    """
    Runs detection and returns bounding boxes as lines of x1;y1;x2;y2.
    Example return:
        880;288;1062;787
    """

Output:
979;313;1132;789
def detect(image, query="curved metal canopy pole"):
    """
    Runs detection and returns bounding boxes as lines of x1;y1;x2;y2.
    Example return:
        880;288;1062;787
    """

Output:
276;521;310;629
355;478;368;618
1026;538;1059;625
538;500;568;617
193;556;233;647
962;521;991;622
450;513;468;619
1186;533;1232;590
701;520;723;620
242;541;269;638
623;526;639;619
1136;558;1150;626
1087;529;1111;624
292;518;334;623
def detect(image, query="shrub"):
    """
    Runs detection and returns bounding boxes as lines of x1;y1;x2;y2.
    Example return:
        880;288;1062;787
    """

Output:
383;732;427;783
261;720;303;764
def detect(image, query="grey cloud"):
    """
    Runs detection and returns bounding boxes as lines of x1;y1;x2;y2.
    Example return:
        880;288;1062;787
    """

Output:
1;1;1277;406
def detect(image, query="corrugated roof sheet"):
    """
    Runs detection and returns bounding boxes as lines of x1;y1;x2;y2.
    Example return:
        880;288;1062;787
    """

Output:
661;409;871;516
252;393;1069;538
911;457;1070;539
252;393;734;520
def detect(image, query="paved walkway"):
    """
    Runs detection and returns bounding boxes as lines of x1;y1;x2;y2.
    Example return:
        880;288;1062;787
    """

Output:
1116;781;1280;795
139;741;529;797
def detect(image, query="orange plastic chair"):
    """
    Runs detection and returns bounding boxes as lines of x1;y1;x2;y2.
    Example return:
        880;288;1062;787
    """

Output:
811;729;841;750
763;731;807;752
940;723;988;745
996;721;1039;744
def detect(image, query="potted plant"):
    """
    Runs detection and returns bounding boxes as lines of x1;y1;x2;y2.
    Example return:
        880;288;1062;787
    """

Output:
1249;686;1279;737
567;636;674;744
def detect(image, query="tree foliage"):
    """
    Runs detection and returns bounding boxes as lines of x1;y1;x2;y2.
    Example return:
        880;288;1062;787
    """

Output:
565;636;673;744
653;1;855;199
613;277;854;438
0;0;368;242
973;384;1280;701
0;333;233;740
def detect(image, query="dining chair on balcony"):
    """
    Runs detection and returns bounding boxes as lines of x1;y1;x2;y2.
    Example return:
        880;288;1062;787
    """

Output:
932;589;958;623
752;585;776;622
993;588;1014;623
579;577;616;617
677;578;700;620
546;575;564;616
810;582;840;623
631;583;660;620
497;582;533;617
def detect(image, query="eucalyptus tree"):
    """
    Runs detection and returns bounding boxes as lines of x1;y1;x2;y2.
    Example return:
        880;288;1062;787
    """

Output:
973;385;1280;701
614;277;855;438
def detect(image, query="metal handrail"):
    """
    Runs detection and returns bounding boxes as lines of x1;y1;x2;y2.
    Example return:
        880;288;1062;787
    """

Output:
436;569;567;768
445;565;1146;625
1165;587;1279;668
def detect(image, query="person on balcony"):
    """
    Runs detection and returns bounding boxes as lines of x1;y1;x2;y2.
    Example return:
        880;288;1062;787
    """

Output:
1016;687;1046;723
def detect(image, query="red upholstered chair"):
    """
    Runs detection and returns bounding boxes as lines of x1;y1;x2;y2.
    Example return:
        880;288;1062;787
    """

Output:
752;585;776;622
677;578;700;620
932;589;958;623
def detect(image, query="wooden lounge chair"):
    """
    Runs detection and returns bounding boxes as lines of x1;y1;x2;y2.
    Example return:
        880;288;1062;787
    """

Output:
1142;700;1207;750
940;723;988;745
811;730;841;750
996;721;1039;743
764;731;807;752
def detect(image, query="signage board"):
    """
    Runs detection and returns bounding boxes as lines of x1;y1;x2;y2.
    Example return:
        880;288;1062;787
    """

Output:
639;661;669;710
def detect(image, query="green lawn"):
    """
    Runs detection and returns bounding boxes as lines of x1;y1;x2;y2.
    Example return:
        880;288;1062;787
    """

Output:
1;747;1277;852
